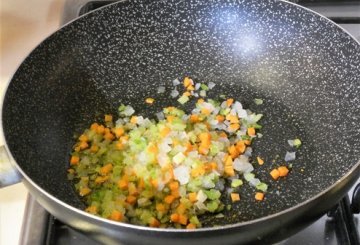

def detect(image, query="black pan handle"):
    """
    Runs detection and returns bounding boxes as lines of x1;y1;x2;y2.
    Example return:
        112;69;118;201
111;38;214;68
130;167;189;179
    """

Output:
351;183;360;214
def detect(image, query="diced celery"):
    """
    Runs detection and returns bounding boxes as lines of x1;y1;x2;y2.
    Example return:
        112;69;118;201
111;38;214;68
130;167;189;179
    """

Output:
200;83;209;91
204;189;221;200
256;182;268;192
254;98;263;105
177;95;189;104
244;173;255;181
294;138;302;148
206;201;219;212
231;179;243;188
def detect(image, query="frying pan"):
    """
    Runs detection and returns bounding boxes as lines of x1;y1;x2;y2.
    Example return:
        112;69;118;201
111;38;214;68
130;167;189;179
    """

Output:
1;0;359;244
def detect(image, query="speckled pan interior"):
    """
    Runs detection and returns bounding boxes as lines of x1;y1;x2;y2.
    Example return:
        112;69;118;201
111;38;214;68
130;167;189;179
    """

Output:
2;0;359;225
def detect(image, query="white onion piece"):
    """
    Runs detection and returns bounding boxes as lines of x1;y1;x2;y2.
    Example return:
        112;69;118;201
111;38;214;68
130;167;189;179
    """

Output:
173;165;190;185
285;151;296;161
172;78;180;86
197;190;207;203
155;111;164;120
249;178;261;187
195;83;201;90
233;155;254;173
208;82;216;89
157;86;165;93
170;89;179;98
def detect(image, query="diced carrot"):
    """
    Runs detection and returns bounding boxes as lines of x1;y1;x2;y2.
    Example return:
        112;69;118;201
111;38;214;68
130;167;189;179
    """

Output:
90;122;99;131
201;108;211;115
225;155;233;166
270;169;280;180
226;114;239;124
90;144;99;153
151;179;158;188
74;146;81;152
156;203;167;212
100;163;113;175
170;213;179;223
145;98;155;104
149;217;160;227
208;162;218;170
104;114;113;122
95;176;109;184
247;127;256;136
199;132;211;143
79;134;88;142
187;85;195;91
228;145;239;159
224;165;235;176
130;116;138;124
79;187;91;196
137;178;145;189
118;176;129;189
96;125;105;134
169;181;179;191
79;141;89;150
257;157;264;165
219;132;228;138
198;145;209;155
190;114;200;123
236;141;246;153
216;115;225;122
176;203;186;214
197;98;204;104
226;98;234;107
160;127;171;137
171;190;180;198
191;166;206;177
186;223;196;229
230;193;240;202
115;141;124;150
188;192;197;203
128;182;138;196
164;195;176;204
109;210;123;221
67;168;75;174
229;123;240;131
255;192;264;201
113;127;125;138
244;139;251;145
166;115;175;123
278;166;289;177
70;155;80;165
178;214;188;225
185;142;194;152
183;91;191;97
104;132;115;141
120;135;129;143
183;77;192;88
126;195;137;205
85;205;97;214
104;127;111;135
147;144;158;154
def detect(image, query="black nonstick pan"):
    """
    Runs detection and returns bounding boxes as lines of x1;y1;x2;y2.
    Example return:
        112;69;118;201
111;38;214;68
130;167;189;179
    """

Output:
1;0;359;244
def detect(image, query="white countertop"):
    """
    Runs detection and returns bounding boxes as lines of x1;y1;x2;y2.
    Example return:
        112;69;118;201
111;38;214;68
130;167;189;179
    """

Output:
0;1;64;244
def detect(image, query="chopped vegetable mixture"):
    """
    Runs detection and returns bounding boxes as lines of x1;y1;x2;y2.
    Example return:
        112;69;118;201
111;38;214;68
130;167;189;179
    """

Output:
68;77;297;229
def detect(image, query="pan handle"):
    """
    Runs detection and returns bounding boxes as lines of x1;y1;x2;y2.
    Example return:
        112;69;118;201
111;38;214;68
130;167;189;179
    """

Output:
0;145;22;188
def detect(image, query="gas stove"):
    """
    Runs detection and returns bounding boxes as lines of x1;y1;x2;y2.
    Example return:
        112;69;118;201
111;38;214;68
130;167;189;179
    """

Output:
19;1;360;244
